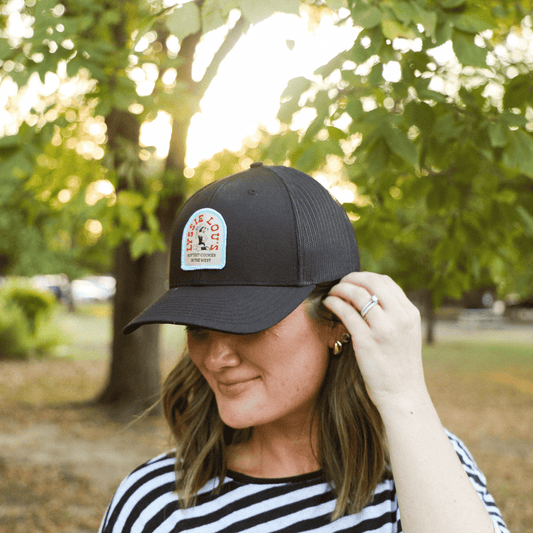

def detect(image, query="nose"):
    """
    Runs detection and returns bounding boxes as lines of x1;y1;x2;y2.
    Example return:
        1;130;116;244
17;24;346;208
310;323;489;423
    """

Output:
202;332;241;373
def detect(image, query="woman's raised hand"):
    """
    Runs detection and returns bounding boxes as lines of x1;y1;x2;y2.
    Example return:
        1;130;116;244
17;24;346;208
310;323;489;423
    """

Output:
323;272;428;413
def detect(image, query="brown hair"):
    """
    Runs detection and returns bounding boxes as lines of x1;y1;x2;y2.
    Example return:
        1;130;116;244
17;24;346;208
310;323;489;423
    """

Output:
161;282;390;520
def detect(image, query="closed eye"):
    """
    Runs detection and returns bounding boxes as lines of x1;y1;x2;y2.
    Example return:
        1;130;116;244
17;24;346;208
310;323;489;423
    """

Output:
186;325;210;341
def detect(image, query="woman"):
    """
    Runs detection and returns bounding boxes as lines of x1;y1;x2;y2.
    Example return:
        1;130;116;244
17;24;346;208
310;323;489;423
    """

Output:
100;163;508;533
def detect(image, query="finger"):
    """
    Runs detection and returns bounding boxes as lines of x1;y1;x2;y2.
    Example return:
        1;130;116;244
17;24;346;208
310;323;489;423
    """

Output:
334;272;422;336
323;293;378;338
323;295;361;342
327;279;384;320
333;272;407;311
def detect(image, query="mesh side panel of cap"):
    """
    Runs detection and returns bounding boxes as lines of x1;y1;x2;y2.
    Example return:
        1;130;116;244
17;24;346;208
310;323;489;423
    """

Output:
271;167;360;283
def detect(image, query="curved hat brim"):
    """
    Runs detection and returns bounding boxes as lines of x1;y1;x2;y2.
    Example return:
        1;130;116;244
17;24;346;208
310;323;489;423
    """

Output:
122;284;317;335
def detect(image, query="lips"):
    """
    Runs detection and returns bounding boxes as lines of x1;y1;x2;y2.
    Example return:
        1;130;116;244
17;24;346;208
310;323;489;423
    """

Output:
216;377;259;397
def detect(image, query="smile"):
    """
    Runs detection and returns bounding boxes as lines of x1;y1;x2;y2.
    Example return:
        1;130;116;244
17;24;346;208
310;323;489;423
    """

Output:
217;377;259;397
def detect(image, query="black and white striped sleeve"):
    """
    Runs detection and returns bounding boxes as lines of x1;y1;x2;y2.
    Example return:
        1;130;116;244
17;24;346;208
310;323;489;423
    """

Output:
445;430;509;533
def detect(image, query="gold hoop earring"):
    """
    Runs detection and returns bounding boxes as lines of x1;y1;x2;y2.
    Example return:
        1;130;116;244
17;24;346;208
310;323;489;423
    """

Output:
333;340;343;355
340;332;351;344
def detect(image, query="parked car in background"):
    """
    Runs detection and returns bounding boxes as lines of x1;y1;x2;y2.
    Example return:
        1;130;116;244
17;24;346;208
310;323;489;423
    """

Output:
71;276;116;303
32;275;115;305
31;274;73;305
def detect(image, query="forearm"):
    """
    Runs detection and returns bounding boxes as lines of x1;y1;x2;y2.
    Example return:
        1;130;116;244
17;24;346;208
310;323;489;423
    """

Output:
379;390;495;533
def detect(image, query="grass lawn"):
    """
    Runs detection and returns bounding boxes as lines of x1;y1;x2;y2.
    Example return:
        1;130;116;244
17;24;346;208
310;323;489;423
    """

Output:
48;302;187;361
423;339;533;370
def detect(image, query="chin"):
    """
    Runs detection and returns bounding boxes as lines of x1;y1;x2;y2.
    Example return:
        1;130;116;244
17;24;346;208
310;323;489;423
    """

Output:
218;409;256;429
222;419;253;430
216;402;266;430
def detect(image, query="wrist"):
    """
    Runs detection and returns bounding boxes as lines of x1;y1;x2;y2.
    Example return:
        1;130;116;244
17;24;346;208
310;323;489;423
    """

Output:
373;386;434;422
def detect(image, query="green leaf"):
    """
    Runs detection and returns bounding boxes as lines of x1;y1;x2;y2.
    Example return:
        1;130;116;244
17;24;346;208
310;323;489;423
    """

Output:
414;78;446;102
517;206;533;237
327;127;347;141
66;56;84;78
117;190;145;208
201;0;230;33
406;101;435;133
314;51;345;78
439;0;466;9
142;193;159;215
503;74;533;110
366;138;390;176
458;86;478;108
294;145;322;173
491;5;508;19
433;114;460;142
410;3;437;37
280;76;311;101
351;29;383;64
499;111;528;128
7;152;35;178
146;213;160;233
382;18;417;40
389;2;413;25
350;6;382;29
487;124;507;148
502;130;533;177
84;62;106;82
0;135;19;149
130;231;154;260
239;0;300;24
367;61;383;86
277;100;300;125
326;0;346;11
102;10;121;25
434;21;453;47
118;205;142;232
303;108;329;142
451;11;493;34
452;30;487;67
383;124;418;168
346;99;364;122
0;40;13;61
166;2;201;41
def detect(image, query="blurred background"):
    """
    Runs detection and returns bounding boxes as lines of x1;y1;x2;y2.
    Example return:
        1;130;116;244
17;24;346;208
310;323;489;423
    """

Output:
0;0;532;531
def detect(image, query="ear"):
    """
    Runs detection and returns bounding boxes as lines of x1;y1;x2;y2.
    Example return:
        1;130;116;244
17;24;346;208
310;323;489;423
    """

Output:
327;320;349;350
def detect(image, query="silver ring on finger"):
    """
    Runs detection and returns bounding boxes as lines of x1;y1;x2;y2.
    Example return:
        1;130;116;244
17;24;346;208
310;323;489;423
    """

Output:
360;295;379;321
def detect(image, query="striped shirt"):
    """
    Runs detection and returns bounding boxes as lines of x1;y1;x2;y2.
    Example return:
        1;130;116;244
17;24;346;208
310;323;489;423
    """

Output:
99;430;509;533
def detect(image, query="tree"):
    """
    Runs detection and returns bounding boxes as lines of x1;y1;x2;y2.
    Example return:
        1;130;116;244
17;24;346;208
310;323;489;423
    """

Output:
267;0;533;342
0;0;308;414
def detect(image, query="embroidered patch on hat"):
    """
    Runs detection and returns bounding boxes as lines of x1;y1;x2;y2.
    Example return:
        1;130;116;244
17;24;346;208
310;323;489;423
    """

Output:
181;208;227;270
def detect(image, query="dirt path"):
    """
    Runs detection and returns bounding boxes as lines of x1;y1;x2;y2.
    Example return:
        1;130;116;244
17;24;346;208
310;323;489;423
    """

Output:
0;361;170;533
0;419;167;493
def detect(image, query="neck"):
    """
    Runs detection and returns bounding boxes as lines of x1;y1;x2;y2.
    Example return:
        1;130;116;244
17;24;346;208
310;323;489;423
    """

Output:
227;416;320;479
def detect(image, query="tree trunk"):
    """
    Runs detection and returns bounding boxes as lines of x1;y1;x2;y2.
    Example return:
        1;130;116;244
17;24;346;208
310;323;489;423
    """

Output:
94;12;244;417
97;242;167;415
96;107;166;416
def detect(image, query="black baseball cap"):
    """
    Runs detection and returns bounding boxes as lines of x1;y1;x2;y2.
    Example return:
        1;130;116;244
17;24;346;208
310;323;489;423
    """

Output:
123;163;359;335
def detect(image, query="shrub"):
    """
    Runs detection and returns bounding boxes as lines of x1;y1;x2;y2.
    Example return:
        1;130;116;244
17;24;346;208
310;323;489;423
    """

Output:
0;279;62;359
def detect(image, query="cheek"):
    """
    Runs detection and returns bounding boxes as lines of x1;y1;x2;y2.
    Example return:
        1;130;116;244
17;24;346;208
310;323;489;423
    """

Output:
187;346;212;386
187;340;204;369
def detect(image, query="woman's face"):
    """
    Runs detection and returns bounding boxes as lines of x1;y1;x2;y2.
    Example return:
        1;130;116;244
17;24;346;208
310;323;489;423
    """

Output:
187;302;337;430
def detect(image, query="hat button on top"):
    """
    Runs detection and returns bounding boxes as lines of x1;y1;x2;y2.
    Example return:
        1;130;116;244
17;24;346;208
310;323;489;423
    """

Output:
250;161;263;168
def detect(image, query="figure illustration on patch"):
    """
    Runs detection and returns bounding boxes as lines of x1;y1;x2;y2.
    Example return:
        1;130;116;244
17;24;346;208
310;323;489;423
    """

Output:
194;224;209;250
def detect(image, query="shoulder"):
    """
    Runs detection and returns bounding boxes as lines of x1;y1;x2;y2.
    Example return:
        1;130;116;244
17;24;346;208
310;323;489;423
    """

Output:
99;452;178;533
